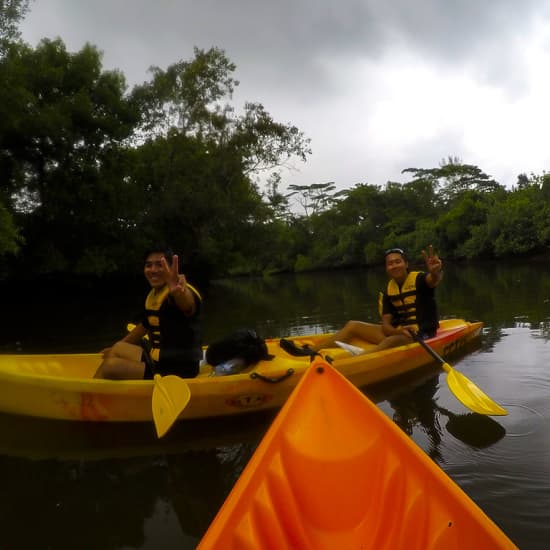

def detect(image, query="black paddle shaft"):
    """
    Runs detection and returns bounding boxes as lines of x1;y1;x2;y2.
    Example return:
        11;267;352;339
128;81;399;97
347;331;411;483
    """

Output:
413;334;445;365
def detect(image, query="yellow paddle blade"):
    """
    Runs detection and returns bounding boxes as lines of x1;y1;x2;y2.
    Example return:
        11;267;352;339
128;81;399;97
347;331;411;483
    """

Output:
442;363;508;416
152;374;191;438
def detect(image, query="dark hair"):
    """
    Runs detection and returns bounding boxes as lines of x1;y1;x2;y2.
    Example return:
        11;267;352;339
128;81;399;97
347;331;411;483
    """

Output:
384;247;407;260
143;245;174;265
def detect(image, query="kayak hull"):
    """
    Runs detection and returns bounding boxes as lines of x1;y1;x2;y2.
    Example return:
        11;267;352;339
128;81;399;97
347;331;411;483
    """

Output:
198;356;517;549
0;319;482;422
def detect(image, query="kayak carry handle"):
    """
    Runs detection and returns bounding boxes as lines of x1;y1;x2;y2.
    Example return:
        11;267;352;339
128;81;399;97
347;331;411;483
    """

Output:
251;369;295;384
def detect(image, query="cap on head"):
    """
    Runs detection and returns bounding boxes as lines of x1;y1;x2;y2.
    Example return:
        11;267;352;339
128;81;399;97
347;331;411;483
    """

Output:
384;247;407;261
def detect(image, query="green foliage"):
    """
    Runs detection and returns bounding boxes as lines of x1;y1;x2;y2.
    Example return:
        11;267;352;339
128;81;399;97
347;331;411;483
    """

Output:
264;172;291;221
403;159;504;206
0;0;30;55
133;46;238;137
0;38;141;275
294;254;313;272
234;102;311;174
435;192;487;252
0;38;313;280
363;241;381;265
0;198;22;256
458;224;492;259
286;182;338;216
411;219;439;254
132;47;310;175
487;188;543;257
285;161;549;271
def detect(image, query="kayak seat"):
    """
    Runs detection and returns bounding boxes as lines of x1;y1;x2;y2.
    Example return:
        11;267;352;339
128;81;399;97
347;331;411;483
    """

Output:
226;424;421;548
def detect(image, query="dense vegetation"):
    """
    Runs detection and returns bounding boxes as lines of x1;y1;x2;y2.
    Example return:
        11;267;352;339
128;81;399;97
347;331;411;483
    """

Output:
1;2;550;286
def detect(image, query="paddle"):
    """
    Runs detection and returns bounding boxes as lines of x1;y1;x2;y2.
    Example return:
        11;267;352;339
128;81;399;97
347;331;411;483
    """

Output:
127;324;192;437
413;334;507;416
152;374;191;438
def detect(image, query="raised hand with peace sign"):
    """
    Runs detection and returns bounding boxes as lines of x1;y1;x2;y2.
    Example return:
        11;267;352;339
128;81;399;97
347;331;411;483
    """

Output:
421;244;443;288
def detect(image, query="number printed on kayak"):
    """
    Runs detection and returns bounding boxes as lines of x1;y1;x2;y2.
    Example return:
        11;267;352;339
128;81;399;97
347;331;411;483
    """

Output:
226;393;273;409
443;334;470;356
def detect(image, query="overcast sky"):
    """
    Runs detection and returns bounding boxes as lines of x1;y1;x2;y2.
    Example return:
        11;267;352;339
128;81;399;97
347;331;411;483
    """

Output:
19;0;550;191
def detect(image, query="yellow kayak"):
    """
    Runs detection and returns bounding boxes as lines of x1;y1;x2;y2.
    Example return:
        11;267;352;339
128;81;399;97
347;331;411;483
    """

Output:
0;319;481;423
198;356;517;549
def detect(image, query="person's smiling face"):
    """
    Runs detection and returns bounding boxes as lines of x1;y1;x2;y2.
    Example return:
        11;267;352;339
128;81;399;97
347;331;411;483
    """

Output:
385;252;408;283
144;252;168;289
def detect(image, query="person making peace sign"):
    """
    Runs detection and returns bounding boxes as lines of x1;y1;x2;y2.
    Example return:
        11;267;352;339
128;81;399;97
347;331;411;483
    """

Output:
280;245;444;356
94;246;203;379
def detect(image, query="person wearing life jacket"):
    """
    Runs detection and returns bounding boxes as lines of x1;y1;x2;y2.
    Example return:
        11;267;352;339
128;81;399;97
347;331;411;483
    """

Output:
381;245;442;341
280;245;443;356
94;246;202;379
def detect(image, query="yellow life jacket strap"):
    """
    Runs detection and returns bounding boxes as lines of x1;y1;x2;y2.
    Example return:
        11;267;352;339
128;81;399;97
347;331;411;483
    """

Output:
186;283;202;301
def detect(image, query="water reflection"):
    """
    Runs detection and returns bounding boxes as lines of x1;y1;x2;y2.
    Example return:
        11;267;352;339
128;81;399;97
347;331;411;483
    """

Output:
1;262;550;548
3;261;550;353
0;443;259;550
0;426;264;549
389;376;444;461
167;443;256;540
0;455;165;549
436;406;506;449
368;350;507;452
383;377;505;457
0;410;274;462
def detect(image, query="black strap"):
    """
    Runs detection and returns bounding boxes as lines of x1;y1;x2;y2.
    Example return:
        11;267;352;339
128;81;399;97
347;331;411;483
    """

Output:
280;338;316;357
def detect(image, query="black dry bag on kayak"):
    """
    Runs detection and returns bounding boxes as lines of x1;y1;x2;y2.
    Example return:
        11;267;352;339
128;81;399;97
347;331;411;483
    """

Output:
205;328;274;367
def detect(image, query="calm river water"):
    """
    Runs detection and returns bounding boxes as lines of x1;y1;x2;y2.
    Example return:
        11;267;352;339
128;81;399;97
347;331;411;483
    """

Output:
1;261;549;549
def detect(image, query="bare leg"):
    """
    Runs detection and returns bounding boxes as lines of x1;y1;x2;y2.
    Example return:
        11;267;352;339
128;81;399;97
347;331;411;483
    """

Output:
372;334;413;352
311;321;386;351
94;341;146;379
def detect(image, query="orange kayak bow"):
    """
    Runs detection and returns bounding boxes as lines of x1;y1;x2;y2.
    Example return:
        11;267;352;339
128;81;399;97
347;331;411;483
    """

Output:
198;356;517;549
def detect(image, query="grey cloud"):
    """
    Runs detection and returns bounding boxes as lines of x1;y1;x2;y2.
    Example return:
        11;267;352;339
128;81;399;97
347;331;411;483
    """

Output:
19;0;550;187
22;0;545;92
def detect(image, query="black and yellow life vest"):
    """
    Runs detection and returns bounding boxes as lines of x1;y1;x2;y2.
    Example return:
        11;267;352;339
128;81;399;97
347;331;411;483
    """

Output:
144;283;202;363
385;271;421;328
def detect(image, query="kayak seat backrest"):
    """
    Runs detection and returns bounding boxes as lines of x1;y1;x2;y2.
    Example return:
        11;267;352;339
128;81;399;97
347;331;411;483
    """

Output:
276;393;416;548
280;419;384;532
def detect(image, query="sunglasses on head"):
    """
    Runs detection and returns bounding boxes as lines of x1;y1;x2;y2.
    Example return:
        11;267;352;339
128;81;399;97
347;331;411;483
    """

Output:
384;248;405;256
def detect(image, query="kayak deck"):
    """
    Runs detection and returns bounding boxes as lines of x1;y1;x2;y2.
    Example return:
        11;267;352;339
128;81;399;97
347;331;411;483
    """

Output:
198;357;517;549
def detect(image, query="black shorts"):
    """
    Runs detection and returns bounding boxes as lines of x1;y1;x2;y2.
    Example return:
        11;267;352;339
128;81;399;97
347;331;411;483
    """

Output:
141;351;199;379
